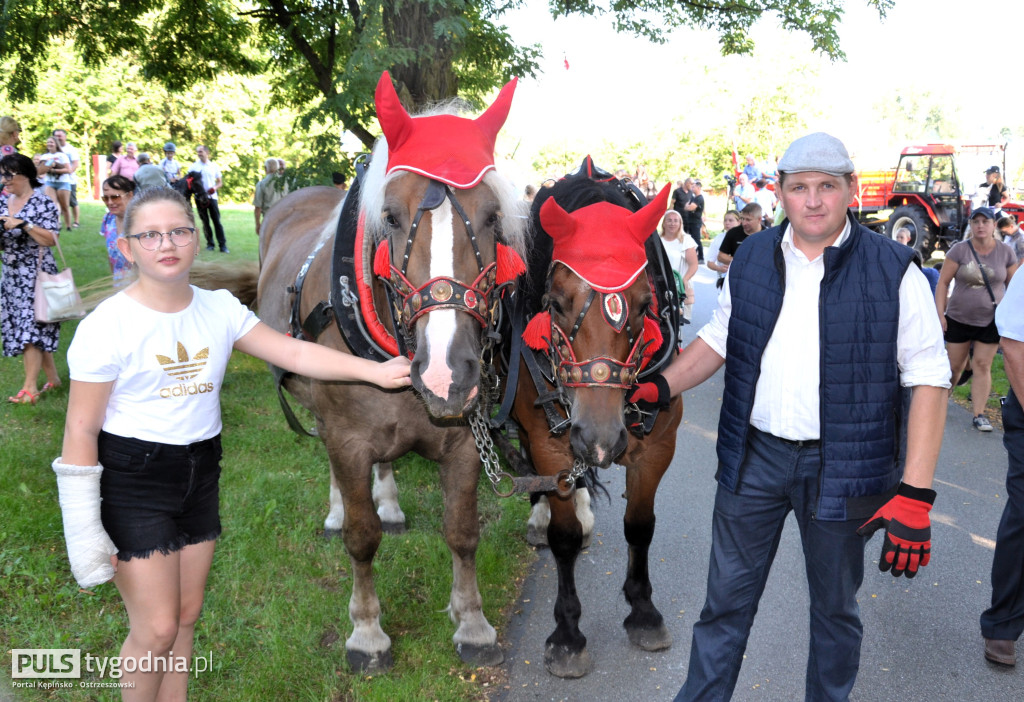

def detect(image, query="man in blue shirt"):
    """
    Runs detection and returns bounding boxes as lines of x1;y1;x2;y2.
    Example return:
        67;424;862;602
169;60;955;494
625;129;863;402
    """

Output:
742;154;763;182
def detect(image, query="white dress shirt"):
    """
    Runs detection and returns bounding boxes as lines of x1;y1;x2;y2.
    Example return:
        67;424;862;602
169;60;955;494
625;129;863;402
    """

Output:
698;220;951;441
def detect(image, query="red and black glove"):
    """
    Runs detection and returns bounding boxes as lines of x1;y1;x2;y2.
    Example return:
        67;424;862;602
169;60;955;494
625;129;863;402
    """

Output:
627;373;671;410
857;482;936;579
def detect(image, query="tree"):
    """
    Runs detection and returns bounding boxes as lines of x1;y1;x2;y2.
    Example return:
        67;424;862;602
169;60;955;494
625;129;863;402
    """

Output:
3;1;892;142
552;0;893;60
1;43;308;202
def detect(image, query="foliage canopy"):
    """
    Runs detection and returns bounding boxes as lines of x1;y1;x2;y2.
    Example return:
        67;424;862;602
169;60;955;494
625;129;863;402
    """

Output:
2;1;891;136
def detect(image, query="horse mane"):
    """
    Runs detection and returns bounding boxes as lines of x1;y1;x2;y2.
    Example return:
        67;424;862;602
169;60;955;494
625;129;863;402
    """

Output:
358;104;529;265
524;176;635;314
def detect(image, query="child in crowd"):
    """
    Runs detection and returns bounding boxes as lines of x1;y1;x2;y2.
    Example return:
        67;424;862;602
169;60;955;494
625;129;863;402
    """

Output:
53;187;410;700
705;210;740;289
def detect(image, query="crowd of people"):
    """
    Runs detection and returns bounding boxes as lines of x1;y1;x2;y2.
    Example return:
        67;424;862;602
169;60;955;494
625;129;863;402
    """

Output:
2;114;1023;699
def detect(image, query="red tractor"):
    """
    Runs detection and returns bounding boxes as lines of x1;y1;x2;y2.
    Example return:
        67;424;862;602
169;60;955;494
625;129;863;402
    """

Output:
850;143;1024;257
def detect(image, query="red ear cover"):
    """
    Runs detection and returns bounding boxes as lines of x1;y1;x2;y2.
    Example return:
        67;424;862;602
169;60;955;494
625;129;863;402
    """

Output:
640;315;663;369
374;71;414;152
628;183;672;245
522;311;552;350
474;77;518;142
496;243;526;284
373;241;392;278
538;196;578;241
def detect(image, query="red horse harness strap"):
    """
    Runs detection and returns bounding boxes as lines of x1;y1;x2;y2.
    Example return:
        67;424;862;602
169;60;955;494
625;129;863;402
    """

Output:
544;288;651;390
390;264;498;327
375;178;514;348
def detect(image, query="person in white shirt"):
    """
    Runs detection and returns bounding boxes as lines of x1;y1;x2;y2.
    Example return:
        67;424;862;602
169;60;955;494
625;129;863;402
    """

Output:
658;210;698;324
980;271;1024;666
53;187;411;700
752;178;777;227
190;144;228;252
52;128;81;228
631;133;951;701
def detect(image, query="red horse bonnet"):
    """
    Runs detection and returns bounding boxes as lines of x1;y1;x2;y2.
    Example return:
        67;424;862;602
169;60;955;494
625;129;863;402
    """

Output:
539;183;671;293
375;71;518;189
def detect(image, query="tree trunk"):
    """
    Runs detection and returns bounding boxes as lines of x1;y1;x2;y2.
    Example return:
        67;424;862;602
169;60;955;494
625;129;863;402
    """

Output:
382;0;458;111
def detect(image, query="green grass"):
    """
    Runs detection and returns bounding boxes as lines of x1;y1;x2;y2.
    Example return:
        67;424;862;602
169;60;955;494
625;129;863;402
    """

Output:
951;351;1009;417
1;200;534;700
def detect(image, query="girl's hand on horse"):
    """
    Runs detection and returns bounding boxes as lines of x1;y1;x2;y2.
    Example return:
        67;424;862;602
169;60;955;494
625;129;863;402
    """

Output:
376;355;412;389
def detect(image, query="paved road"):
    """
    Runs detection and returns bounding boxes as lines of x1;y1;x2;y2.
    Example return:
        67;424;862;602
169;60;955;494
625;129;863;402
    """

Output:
497;266;1020;701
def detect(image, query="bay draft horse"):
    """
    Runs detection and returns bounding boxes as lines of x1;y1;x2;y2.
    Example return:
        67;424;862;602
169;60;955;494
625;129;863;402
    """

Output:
252;74;528;671
511;168;683;678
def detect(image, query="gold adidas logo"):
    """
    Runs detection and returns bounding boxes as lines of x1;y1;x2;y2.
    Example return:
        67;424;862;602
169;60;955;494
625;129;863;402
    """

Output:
157;342;210;381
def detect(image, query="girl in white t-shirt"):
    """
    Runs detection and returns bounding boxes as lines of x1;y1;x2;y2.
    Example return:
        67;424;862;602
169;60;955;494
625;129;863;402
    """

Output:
659;210;698;323
53;187;411;701
707;210;741;290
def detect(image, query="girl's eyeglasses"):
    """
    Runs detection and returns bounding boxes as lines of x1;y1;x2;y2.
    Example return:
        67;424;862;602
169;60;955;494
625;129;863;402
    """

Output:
125;227;196;250
101;193;126;203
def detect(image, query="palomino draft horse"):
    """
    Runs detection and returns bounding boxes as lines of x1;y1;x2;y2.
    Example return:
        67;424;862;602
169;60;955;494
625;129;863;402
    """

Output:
511;166;683;677
254;72;528;671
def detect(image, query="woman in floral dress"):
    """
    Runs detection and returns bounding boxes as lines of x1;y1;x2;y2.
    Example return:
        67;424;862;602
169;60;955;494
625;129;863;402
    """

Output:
99;175;135;286
0;153;62;404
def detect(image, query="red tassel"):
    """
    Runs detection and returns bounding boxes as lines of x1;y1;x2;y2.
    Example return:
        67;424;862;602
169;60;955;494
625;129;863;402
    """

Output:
640;315;663;369
522;311;552;350
496;243;526;284
373;241;392;278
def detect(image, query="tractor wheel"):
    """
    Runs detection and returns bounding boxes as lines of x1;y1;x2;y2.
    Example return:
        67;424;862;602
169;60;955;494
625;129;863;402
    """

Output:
886;206;935;258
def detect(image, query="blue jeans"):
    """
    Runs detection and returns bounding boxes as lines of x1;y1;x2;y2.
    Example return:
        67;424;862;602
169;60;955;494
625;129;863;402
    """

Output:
980;389;1024;641
676;428;866;702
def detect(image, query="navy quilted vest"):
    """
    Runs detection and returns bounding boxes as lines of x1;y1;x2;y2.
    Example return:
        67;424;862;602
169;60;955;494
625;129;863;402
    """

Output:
717;213;915;521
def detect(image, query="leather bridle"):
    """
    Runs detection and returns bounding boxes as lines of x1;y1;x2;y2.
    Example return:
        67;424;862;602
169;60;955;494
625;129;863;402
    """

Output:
541;284;653;390
377;179;508;353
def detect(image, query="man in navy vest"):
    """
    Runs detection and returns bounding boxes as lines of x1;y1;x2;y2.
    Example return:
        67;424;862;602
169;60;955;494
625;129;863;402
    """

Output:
631;132;951;701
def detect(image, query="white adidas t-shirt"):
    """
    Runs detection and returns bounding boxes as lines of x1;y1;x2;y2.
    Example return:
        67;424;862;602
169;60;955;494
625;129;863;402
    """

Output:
68;286;260;444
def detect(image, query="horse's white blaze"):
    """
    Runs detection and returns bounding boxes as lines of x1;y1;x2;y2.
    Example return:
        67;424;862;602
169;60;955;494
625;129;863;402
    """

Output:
420;202;458;399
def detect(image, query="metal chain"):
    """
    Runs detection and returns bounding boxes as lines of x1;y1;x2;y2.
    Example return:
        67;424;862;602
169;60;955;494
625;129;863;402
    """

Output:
470;402;505;489
568;457;589;483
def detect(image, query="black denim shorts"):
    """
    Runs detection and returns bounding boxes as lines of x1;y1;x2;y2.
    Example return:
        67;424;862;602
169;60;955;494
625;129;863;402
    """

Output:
98;431;223;561
944;314;1000;345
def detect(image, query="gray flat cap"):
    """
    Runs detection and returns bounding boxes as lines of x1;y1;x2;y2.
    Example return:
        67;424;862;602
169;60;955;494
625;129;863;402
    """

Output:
777;132;854;176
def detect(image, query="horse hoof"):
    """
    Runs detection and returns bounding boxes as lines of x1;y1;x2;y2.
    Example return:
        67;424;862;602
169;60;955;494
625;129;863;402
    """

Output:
543;643;592;678
626;623;672;651
580;532;592;549
346;647;393;672
526;524;548;548
456;642;504;666
380;520;406;535
322;528;343;540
